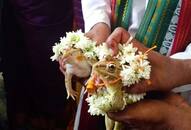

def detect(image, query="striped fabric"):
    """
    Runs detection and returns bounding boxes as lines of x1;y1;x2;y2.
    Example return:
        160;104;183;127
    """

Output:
111;0;191;55
135;0;179;50
159;0;182;56
111;0;132;30
171;0;191;55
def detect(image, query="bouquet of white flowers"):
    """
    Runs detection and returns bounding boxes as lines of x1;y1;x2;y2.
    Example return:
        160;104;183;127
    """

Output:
86;42;152;116
51;30;153;129
51;30;97;62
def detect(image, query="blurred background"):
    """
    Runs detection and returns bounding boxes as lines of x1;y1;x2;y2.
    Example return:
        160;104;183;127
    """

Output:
0;0;84;129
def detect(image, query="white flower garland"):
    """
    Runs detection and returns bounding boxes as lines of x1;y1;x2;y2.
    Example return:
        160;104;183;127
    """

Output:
51;30;97;61
51;30;152;116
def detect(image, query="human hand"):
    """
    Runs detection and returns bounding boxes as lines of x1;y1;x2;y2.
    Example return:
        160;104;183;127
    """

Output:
58;56;66;74
108;93;191;130
58;23;110;75
106;27;191;93
85;22;111;45
58;53;90;85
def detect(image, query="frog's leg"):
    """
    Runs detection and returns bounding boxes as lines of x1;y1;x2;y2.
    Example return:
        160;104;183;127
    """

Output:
64;71;78;100
114;121;124;130
105;114;115;130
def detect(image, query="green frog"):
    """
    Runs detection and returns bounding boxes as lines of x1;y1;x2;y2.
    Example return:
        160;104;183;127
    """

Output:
88;56;125;130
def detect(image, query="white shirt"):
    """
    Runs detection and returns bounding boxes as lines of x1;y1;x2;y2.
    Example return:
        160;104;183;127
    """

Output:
82;0;148;36
81;0;111;33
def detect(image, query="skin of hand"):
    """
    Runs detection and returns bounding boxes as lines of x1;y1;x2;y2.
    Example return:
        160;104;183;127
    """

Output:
85;22;111;44
106;27;191;94
107;92;191;130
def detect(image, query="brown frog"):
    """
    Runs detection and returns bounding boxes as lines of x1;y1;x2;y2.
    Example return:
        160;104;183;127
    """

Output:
60;48;92;100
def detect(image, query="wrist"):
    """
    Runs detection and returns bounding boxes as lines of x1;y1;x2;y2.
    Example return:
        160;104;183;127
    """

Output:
166;106;191;130
171;59;191;88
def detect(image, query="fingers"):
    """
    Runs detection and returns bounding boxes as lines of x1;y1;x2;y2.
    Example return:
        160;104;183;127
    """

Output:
107;94;191;130
124;79;154;94
85;31;108;45
107;27;130;44
58;56;67;74
85;22;111;44
84;31;96;42
107;99;170;124
106;27;130;55
59;66;65;75
163;92;190;109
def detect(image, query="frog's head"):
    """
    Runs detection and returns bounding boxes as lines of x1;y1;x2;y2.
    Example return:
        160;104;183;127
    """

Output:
92;56;122;86
62;48;82;59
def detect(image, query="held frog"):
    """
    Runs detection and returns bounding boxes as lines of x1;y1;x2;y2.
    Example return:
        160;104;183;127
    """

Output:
90;56;122;91
87;56;125;130
61;48;91;100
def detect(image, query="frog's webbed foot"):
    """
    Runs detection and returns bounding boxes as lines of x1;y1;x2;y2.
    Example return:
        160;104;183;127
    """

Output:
65;79;78;100
66;89;78;100
65;71;79;100
105;114;115;130
114;121;124;130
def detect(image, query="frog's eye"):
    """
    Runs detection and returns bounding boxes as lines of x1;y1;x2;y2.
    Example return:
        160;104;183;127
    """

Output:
106;63;116;72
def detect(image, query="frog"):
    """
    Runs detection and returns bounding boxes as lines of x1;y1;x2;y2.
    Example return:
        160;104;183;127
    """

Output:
60;48;92;100
89;56;122;93
87;56;125;130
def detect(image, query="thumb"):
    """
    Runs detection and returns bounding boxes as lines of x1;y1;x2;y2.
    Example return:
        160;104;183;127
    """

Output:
106;38;119;56
163;92;191;109
106;27;130;55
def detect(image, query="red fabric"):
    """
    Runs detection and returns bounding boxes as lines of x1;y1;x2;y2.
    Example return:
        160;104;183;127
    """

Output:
111;0;116;25
171;0;191;55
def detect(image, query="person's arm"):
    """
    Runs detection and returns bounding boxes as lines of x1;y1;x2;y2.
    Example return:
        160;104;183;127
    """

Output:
81;0;111;32
171;58;191;86
108;92;191;130
106;27;191;93
81;0;111;44
170;43;191;89
169;43;191;93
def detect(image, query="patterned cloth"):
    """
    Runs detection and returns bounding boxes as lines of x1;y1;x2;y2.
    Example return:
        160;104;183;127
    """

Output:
170;0;191;54
112;0;181;53
111;0;133;29
159;0;182;56
111;0;191;55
